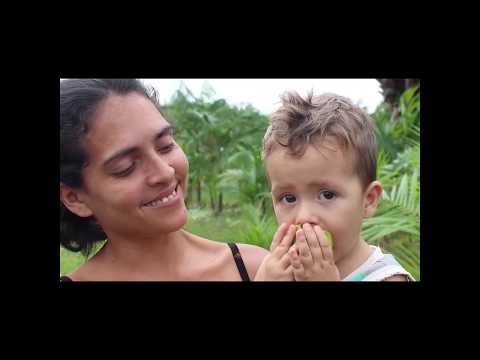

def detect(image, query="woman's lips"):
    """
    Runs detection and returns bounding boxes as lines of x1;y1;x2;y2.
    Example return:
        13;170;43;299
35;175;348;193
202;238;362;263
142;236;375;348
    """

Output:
143;184;181;208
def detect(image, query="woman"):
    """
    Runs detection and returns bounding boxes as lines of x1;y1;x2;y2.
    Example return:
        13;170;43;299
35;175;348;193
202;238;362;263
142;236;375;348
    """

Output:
60;79;269;281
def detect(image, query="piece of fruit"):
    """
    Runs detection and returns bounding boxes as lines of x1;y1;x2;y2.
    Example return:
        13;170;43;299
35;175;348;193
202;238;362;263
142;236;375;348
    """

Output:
294;224;334;248
324;230;334;248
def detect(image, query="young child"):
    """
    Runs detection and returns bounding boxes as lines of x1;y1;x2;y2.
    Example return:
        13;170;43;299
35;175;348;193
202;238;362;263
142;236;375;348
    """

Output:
254;91;415;281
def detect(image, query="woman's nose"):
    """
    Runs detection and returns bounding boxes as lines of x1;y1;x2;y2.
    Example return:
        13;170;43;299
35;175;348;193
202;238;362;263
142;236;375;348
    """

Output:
145;155;174;186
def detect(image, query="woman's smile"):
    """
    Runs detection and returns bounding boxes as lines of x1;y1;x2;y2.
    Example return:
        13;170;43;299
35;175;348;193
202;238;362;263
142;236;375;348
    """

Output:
142;183;182;209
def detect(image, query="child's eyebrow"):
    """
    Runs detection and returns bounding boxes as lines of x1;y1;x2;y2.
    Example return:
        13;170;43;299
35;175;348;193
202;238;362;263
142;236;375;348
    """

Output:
308;180;337;188
272;181;337;193
271;184;293;193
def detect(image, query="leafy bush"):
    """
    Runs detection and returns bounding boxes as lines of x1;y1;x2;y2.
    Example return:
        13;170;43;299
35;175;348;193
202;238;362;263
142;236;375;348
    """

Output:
362;86;420;280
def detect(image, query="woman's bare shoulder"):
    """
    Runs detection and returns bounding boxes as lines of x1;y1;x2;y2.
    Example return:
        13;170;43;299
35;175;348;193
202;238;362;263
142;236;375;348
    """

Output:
235;243;270;279
64;265;88;281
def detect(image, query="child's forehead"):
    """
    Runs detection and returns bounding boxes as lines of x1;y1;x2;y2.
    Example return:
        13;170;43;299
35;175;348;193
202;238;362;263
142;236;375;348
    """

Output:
266;139;358;184
269;137;353;162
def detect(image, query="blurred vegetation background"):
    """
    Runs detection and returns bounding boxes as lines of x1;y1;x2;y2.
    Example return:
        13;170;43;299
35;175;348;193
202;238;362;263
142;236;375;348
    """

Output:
60;79;420;280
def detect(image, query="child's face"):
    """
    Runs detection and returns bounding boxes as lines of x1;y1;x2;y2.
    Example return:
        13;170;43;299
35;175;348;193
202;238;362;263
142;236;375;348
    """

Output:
265;137;380;261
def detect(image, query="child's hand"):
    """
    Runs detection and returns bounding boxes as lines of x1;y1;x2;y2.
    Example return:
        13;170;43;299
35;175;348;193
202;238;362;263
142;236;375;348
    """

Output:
289;223;341;281
254;223;296;281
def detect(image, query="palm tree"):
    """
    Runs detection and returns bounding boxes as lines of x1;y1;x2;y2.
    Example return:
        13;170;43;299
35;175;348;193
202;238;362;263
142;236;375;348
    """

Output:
376;79;420;121
164;86;270;214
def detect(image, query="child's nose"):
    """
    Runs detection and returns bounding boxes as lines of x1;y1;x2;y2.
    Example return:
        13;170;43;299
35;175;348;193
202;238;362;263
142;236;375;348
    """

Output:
295;219;319;228
295;206;318;227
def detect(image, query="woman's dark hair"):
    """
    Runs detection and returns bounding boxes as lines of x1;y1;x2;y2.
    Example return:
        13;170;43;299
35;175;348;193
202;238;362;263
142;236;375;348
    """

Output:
60;79;164;256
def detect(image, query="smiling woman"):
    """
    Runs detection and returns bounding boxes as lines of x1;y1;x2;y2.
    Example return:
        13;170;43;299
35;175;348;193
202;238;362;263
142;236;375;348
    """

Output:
59;79;269;281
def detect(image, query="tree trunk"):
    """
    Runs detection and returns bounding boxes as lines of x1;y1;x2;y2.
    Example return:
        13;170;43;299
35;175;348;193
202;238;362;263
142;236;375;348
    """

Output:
186;181;192;208
376;79;420;120
217;192;223;215
196;179;202;208
210;192;215;212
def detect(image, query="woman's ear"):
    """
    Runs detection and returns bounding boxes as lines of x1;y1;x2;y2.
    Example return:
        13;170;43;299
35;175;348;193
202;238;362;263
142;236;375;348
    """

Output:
363;181;383;218
60;183;93;218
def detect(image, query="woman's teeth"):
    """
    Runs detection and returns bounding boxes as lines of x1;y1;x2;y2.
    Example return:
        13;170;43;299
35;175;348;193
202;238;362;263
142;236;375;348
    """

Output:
145;189;177;207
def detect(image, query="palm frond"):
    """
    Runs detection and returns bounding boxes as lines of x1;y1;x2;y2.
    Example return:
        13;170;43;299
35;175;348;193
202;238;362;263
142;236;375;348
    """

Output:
385;236;420;281
383;169;420;216
364;164;420;242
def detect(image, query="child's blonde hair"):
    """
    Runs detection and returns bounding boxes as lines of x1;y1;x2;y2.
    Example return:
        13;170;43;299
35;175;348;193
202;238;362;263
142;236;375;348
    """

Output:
262;91;377;189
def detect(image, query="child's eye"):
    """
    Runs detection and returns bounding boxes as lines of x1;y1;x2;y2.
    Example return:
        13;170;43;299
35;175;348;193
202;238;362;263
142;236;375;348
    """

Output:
280;194;297;204
318;191;336;201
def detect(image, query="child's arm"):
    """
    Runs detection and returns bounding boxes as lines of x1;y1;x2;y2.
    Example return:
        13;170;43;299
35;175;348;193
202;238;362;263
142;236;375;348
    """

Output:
289;223;341;281
254;223;296;281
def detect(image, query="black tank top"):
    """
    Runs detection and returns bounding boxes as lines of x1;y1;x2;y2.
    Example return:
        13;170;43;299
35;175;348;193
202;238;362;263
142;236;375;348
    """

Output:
60;242;251;282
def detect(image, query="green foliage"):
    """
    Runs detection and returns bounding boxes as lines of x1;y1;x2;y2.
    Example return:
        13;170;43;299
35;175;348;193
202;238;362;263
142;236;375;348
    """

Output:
362;169;420;242
163;86;270;212
371;85;420;159
218;144;270;210
363;85;421;280
228;204;277;249
184;208;248;243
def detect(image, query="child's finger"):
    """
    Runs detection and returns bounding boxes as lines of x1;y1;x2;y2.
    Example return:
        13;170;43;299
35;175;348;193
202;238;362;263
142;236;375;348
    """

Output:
274;224;297;256
314;225;334;262
302;223;323;262
289;247;306;281
288;246;300;267
270;223;289;252
295;229;314;268
279;251;293;270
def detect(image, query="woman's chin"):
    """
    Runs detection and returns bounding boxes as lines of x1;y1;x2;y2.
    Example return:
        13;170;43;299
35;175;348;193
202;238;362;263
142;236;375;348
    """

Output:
164;207;188;232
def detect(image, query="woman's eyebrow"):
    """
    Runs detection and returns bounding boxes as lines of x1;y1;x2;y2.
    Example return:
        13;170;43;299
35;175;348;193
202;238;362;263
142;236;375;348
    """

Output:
103;146;138;169
103;125;173;168
153;125;174;141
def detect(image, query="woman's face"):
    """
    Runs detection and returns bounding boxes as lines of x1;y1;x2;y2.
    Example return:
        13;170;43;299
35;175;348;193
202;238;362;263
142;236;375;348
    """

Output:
77;93;189;239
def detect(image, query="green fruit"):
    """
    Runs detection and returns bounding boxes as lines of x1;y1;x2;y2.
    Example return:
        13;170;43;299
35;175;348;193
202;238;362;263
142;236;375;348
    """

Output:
324;230;334;248
294;224;334;248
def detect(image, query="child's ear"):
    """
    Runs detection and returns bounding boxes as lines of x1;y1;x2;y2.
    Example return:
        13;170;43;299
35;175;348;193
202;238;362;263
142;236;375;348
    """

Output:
60;183;93;218
363;181;383;218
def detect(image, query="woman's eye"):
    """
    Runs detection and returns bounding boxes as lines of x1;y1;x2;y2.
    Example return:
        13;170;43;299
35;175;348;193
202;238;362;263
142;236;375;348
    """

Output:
113;165;135;177
319;191;336;200
280;194;297;204
158;143;175;153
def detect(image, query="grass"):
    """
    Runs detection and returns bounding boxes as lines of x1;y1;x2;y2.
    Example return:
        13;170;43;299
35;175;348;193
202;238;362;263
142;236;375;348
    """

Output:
184;207;249;243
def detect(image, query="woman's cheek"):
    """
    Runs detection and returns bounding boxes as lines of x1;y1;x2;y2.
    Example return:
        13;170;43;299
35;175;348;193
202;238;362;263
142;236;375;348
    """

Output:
175;147;189;196
172;146;188;175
